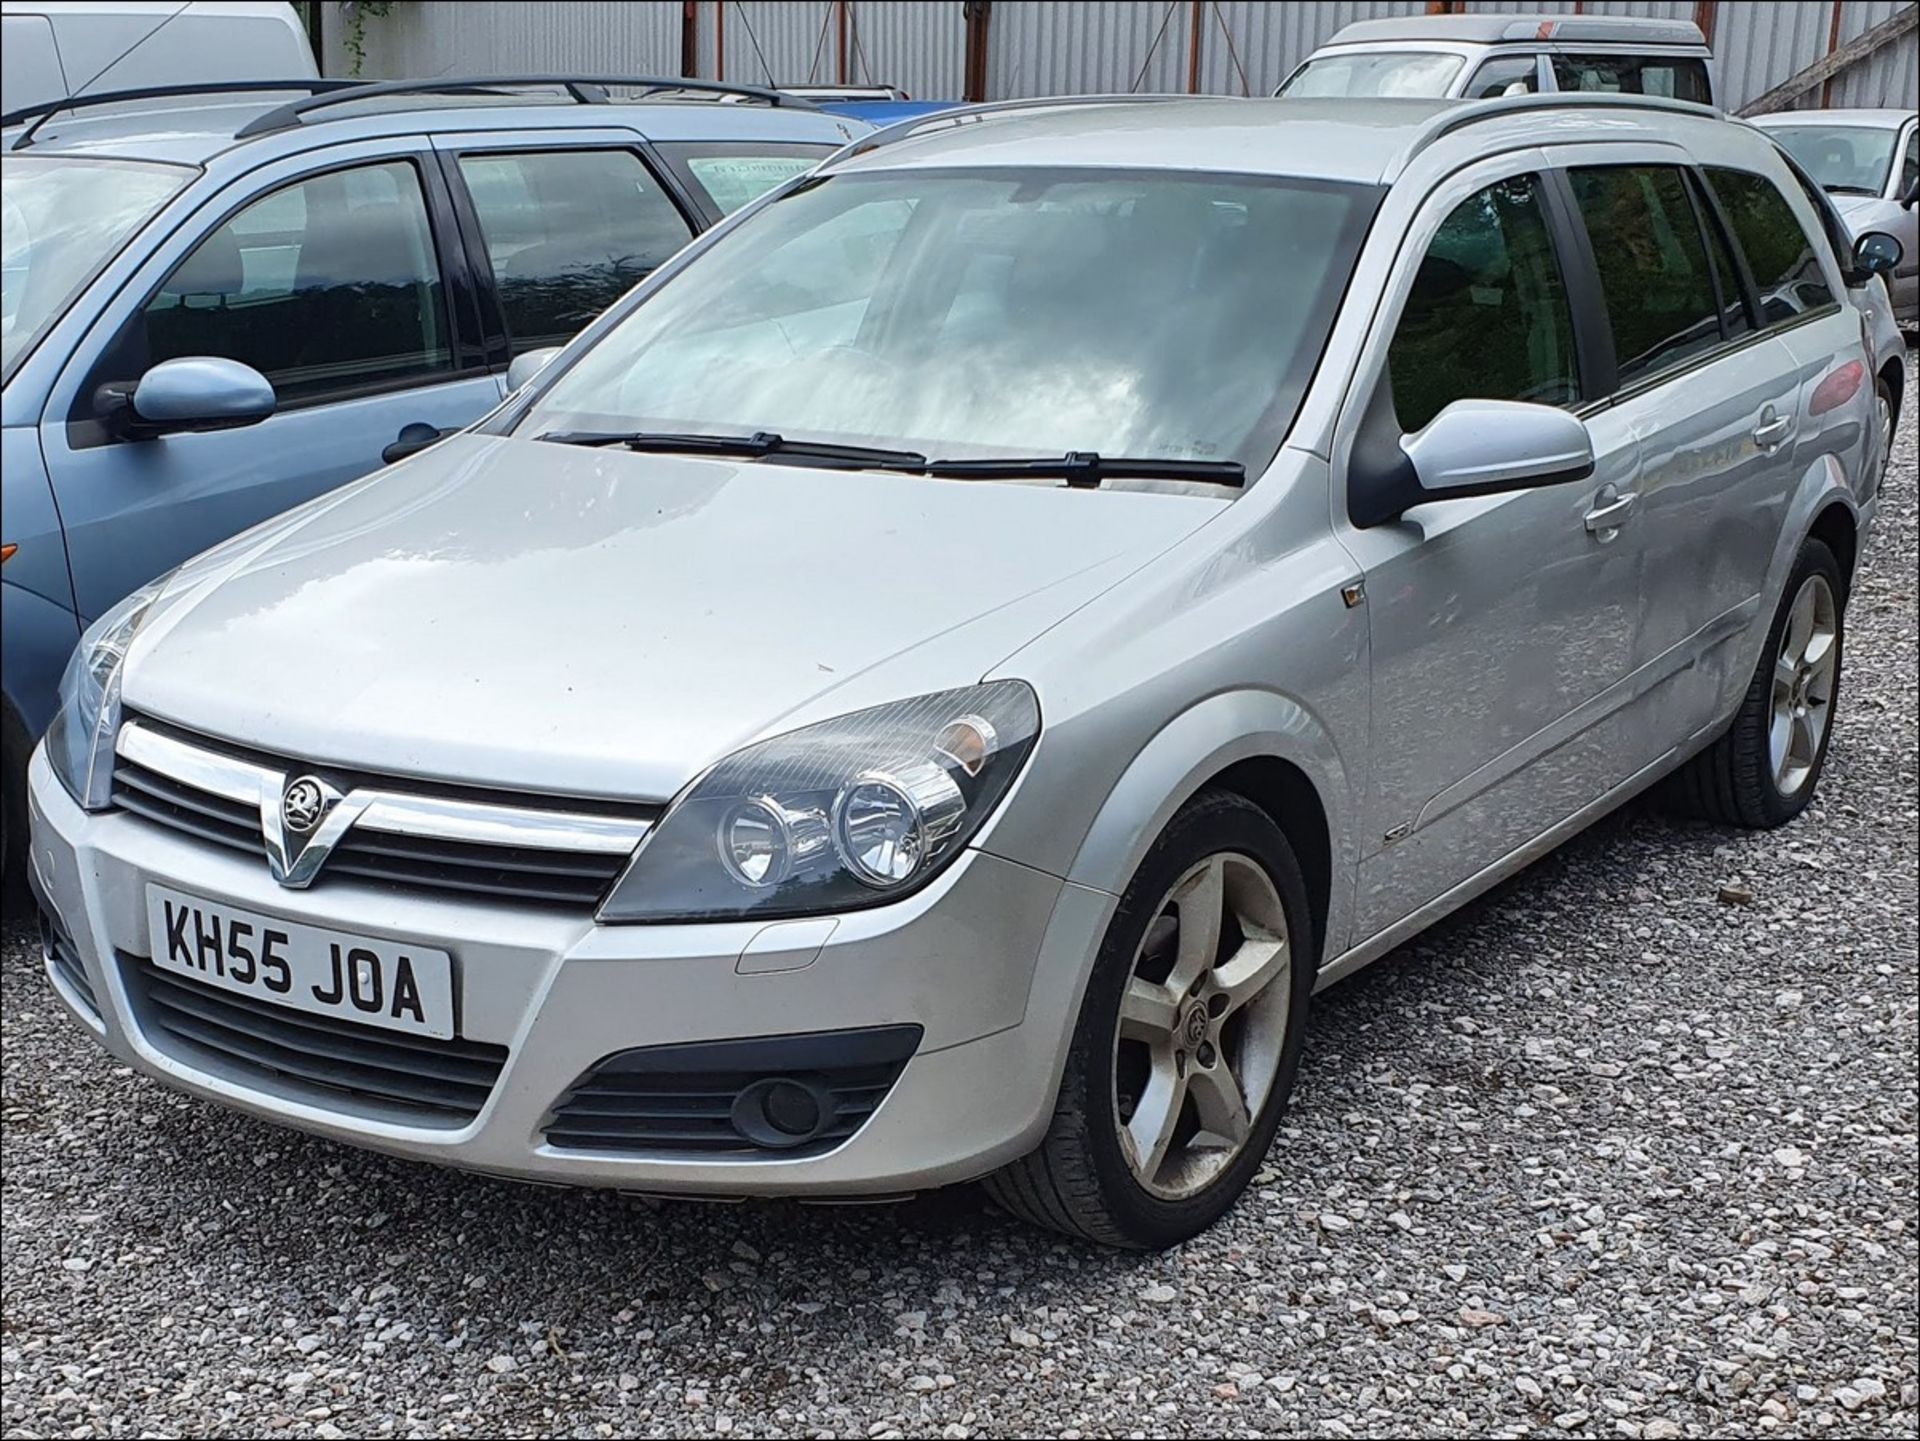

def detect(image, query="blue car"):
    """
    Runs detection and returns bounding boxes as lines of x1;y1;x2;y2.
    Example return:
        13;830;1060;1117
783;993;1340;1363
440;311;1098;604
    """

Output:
1;76;864;871
814;99;963;125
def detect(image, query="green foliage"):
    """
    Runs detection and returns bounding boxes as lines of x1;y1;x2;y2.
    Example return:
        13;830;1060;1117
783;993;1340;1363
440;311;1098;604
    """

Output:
340;0;398;77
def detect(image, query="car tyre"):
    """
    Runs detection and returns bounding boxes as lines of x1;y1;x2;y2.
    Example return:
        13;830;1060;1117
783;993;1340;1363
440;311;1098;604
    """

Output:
1666;537;1844;828
1874;375;1896;492
1;707;29;903
983;789;1315;1249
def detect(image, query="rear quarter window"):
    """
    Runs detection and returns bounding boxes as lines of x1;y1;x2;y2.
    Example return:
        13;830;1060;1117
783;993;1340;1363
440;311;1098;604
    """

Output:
1705;166;1835;324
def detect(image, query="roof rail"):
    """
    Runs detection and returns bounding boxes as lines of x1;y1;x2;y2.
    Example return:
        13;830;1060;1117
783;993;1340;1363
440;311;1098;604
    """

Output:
231;74;816;140
3;79;356;151
819;92;1239;168
1392;90;1721;175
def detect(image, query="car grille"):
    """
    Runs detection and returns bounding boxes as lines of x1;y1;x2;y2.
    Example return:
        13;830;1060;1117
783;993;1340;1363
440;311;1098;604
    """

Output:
109;718;653;909
39;906;99;1018
544;1026;921;1156
125;955;508;1124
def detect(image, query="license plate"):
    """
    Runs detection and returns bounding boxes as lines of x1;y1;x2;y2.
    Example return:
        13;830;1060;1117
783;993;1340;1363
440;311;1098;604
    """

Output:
144;885;456;1040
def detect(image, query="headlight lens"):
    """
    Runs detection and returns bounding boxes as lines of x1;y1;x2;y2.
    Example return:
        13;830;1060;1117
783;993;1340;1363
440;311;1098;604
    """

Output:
44;576;168;810
599;681;1039;923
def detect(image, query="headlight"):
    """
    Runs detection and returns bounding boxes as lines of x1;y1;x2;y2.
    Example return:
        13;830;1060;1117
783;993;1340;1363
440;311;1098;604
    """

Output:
44;575;169;810
599;681;1039;923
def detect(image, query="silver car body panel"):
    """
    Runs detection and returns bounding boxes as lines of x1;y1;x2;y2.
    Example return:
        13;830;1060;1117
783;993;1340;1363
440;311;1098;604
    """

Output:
29;98;1880;1195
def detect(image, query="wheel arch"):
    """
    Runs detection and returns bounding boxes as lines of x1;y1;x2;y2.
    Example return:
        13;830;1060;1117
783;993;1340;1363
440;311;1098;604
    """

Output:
1058;688;1357;965
1877;353;1904;432
1808;497;1859;593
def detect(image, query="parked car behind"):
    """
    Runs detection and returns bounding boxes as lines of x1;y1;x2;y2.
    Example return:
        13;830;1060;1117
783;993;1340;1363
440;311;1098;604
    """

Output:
0;1;315;116
1;77;863;872
772;84;961;125
1277;12;1714;106
28;93;1893;1249
1752;108;1919;329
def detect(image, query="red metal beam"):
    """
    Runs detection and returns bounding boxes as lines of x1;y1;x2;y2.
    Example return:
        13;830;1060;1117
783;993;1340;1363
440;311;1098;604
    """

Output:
963;0;990;102
837;0;849;85
681;0;698;77
1823;0;1845;106
1188;0;1203;93
1694;1;1717;48
716;0;725;82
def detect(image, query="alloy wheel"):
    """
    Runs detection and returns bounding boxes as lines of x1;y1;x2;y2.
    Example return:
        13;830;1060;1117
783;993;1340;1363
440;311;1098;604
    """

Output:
1110;852;1291;1199
1769;572;1838;797
1879;391;1895;485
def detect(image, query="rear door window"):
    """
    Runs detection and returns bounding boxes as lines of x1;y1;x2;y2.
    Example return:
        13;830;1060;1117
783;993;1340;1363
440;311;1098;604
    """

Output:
1551;53;1710;104
456;149;695;354
1704;166;1835;325
1567;165;1724;387
1388;173;1582;432
138;160;453;405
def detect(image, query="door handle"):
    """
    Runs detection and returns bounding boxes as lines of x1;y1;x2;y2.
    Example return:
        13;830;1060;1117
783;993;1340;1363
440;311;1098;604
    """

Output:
1583;489;1639;536
1752;412;1793;451
382;421;451;465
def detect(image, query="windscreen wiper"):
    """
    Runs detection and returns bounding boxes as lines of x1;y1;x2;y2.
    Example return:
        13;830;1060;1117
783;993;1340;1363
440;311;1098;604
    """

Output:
923;452;1246;489
536;428;928;470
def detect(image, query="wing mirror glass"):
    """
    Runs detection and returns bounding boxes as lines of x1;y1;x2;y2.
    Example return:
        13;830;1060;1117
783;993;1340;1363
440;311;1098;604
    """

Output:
119;357;275;440
1854;230;1904;277
505;346;563;393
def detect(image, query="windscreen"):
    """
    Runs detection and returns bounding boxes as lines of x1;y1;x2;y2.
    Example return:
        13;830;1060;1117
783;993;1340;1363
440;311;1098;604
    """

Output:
1279;51;1465;98
518;167;1378;474
2;155;191;379
1762;125;1900;197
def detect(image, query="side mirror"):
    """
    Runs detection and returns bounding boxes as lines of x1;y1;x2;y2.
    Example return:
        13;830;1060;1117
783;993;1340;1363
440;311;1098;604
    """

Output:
1351;398;1594;527
505;346;562;393
1901;182;1918;211
119;357;275;440
1854;230;1904;276
1406;398;1593;497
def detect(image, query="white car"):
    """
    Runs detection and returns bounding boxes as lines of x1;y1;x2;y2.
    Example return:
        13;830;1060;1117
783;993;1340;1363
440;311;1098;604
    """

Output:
1276;12;1714;107
1752;108;1919;329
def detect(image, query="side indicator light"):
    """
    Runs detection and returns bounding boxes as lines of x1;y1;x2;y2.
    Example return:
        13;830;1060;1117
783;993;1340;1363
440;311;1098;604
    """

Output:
1;544;15;564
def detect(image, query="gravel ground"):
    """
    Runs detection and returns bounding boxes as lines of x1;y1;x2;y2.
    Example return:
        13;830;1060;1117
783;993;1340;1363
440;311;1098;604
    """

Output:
3;371;1915;1441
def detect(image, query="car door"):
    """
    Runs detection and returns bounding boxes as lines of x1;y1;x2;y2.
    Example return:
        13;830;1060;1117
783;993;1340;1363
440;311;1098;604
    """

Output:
1331;155;1649;938
1885;120;1918;318
430;129;701;362
40;142;503;621
1562;156;1811;747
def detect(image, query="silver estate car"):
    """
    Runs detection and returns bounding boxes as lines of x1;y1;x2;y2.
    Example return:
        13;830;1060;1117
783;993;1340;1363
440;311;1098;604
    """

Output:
28;94;1897;1248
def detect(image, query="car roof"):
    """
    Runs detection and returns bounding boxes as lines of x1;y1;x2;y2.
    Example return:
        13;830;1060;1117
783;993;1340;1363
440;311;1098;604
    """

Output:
4;85;863;167
826;94;1736;187
1749;108;1916;130
1321;13;1706;49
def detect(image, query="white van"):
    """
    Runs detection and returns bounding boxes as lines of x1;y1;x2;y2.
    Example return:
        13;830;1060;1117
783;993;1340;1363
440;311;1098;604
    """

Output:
1;2;316;117
1277;13;1715;108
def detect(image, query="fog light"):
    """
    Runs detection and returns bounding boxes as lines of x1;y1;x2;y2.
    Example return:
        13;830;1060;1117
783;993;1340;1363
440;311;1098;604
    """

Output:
730;1076;833;1148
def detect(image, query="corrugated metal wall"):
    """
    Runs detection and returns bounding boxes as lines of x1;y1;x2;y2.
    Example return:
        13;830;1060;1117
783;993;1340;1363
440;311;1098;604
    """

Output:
686;3;965;98
321;1;682;79
324;1;1917;112
1830;0;1920;109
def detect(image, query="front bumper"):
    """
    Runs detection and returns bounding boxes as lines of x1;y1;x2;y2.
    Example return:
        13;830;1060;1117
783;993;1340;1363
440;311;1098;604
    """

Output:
26;745;1115;1196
